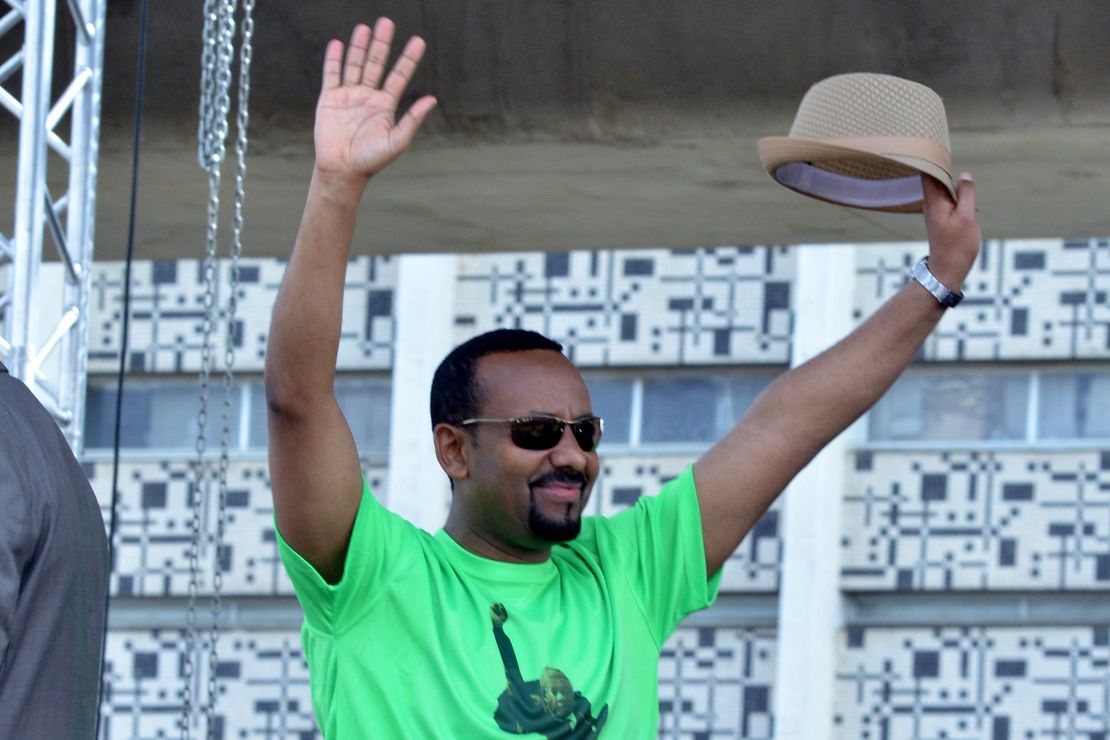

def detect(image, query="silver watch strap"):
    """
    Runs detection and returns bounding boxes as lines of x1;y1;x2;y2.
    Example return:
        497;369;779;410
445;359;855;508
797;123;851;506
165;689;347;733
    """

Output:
911;256;963;308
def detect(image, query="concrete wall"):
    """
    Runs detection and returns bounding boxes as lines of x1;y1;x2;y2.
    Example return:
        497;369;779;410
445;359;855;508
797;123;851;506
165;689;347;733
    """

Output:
95;0;1110;129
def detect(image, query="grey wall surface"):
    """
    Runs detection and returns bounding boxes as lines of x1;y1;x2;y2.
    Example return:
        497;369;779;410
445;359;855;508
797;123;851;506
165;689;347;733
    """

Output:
5;1;1109;260
97;1;1110;128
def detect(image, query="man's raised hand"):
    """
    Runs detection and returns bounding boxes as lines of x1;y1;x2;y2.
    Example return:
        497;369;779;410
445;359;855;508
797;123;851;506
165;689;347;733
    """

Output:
314;18;437;185
921;172;981;294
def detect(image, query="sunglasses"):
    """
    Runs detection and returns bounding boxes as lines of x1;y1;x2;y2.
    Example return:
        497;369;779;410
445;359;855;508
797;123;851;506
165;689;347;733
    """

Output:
459;414;604;452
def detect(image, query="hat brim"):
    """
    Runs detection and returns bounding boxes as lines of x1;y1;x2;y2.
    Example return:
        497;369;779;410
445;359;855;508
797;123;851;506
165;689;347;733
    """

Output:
757;136;956;213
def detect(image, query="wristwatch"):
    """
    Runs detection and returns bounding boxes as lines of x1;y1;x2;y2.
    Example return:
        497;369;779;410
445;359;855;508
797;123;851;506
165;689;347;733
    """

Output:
911;256;963;308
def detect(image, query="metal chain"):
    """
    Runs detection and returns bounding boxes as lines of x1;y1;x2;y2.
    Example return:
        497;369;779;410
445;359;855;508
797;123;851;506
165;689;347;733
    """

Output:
186;0;238;737
196;0;220;170
197;165;222;740
185;4;221;730
197;0;236;170
203;0;255;732
183;171;218;739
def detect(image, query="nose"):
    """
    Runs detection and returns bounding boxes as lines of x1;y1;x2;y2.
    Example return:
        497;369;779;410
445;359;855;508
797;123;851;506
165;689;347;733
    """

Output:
547;422;590;471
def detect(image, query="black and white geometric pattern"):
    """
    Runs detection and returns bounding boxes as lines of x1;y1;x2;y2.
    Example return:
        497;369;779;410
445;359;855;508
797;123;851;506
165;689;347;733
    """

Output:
99;630;316;739
81;236;1110;737
841;450;1110;591
87;256;397;374
99;625;776;740
855;238;1110;360
835;626;1110;739
659;627;777;739
456;247;795;366
89;455;780;599
593;456;781;593
89;460;389;598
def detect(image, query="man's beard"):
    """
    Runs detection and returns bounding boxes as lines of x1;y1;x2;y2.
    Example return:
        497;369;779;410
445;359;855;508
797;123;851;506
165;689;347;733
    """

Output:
528;494;582;542
527;469;588;542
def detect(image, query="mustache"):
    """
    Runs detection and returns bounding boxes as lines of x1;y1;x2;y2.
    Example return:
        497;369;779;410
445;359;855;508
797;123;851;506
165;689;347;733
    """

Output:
529;469;587;491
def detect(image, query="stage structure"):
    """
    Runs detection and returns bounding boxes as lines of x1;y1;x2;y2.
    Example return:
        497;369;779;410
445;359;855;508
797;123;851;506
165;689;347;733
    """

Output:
3;2;255;736
0;0;107;452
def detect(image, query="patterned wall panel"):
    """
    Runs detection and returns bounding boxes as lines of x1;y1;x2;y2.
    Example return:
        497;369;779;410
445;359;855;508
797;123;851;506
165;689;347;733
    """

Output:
99;625;775;740
592;456;782;593
90;455;780;598
854;238;1110;360
100;629;316;739
841;450;1110;591
835;626;1110;740
89;459;389;597
455;247;795;366
87;256;397;374
659;627;777;739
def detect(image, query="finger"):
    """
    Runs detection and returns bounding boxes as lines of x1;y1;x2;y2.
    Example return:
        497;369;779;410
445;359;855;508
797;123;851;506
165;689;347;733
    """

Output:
391;95;438;150
321;39;343;90
342;24;372;85
954;171;976;219
920;173;955;216
381;36;427;104
362;17;395;89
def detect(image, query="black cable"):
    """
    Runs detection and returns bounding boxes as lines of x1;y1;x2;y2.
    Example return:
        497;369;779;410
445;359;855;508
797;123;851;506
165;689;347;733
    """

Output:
98;0;150;734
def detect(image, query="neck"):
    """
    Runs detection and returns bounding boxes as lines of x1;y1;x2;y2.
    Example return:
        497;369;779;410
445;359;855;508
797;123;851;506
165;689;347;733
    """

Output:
443;509;552;564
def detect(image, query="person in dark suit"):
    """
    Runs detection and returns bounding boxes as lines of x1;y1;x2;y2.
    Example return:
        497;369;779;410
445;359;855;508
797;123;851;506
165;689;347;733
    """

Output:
0;360;109;739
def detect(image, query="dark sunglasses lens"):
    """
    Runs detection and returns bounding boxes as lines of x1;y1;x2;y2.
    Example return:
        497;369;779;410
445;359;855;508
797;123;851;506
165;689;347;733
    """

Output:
571;418;601;451
510;418;564;450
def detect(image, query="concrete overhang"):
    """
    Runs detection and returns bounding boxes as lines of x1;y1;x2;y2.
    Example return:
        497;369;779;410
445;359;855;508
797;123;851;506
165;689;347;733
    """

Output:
5;0;1109;260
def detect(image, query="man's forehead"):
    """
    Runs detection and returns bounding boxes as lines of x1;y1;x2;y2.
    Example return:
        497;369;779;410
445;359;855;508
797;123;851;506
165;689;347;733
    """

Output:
476;350;590;405
477;347;571;372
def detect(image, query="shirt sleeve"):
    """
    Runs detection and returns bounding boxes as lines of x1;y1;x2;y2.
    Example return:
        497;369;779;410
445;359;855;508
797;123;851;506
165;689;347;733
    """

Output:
595;466;722;646
275;476;421;635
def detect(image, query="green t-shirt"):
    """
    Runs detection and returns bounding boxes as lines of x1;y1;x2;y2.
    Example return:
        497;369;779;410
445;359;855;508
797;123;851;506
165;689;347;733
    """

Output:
277;466;720;738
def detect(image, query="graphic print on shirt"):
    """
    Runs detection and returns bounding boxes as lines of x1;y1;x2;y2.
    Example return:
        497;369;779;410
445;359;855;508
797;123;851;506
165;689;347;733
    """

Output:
490;603;609;738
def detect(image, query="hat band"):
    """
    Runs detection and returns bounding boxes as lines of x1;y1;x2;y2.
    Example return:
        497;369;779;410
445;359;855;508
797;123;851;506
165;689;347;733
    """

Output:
811;135;953;175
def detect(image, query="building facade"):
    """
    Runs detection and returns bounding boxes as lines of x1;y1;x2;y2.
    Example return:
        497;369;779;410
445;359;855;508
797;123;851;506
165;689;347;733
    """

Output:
80;236;1109;738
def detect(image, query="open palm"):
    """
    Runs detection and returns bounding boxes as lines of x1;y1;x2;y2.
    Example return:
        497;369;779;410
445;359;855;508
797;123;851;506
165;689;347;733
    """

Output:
314;19;436;180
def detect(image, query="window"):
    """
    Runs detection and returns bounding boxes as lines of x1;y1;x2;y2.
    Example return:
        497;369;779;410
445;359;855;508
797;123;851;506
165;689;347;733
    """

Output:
1038;371;1110;440
336;378;392;453
584;369;780;450
586;378;633;445
866;366;1110;445
247;377;391;454
85;379;244;450
86;375;392;456
642;376;768;444
868;371;1027;442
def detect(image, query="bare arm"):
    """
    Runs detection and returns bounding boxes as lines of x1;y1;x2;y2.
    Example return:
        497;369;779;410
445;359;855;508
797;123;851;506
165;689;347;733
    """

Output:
266;19;436;582
695;174;981;576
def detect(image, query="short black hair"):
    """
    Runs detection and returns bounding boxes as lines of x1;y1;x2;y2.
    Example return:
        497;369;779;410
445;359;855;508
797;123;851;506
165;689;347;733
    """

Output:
430;329;563;428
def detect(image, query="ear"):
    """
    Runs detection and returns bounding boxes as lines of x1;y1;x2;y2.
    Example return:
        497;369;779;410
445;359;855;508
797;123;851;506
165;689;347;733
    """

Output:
433;423;470;482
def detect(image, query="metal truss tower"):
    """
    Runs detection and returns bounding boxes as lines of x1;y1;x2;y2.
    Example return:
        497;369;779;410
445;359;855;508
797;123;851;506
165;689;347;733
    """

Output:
0;0;108;452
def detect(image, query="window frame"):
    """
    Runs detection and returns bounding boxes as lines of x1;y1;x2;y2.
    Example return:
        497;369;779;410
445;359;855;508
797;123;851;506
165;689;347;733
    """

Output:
858;362;1110;452
81;372;393;463
582;365;784;455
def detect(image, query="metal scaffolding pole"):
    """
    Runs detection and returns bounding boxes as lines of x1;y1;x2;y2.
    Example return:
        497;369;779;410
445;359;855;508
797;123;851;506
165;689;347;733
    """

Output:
1;0;108;453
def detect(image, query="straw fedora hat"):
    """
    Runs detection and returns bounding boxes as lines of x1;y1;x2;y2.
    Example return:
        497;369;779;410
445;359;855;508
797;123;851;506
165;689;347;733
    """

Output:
758;73;956;213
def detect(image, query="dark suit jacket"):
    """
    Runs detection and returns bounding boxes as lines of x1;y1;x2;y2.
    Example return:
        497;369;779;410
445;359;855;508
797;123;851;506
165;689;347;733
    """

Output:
0;360;108;739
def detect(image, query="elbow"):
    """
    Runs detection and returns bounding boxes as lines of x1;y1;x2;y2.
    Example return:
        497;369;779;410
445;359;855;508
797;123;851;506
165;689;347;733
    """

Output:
264;387;301;424
263;344;337;423
264;366;312;423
